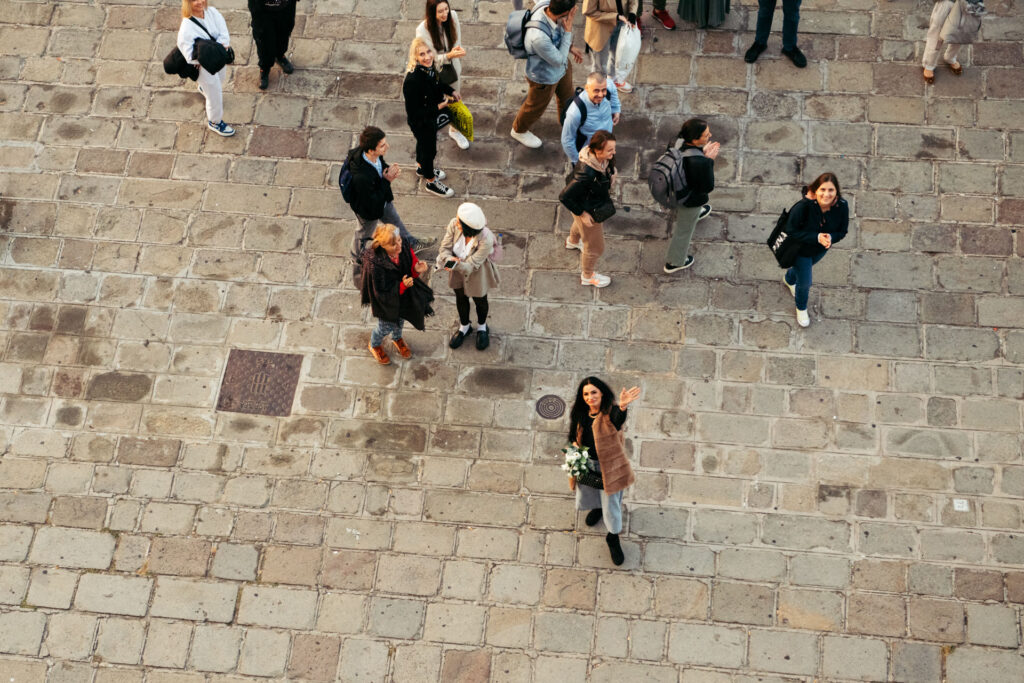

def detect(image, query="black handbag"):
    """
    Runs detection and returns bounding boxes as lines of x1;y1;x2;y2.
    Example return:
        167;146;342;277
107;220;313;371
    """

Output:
588;198;616;223
435;107;452;130
767;199;813;269
438;62;458;86
575;460;604;490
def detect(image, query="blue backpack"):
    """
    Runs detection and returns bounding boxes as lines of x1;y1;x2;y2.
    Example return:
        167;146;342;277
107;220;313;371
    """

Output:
338;151;355;204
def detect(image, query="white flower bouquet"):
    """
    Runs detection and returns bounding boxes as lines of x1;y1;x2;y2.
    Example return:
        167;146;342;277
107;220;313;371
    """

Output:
561;444;591;479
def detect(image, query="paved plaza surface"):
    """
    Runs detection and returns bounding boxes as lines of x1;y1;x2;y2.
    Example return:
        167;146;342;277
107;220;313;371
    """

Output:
1;0;1024;680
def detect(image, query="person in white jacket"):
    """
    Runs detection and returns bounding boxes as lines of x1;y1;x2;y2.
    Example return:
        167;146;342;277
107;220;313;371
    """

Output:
415;0;469;149
178;0;235;136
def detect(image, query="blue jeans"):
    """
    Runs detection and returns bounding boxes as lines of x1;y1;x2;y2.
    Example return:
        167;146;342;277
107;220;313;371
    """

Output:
371;318;404;347
785;252;826;311
755;0;802;52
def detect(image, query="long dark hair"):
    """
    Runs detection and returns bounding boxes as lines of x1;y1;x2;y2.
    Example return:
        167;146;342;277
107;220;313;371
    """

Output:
568;376;615;442
807;172;842;200
425;0;456;54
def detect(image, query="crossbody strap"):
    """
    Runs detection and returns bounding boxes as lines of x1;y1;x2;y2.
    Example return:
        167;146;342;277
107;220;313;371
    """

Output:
189;16;216;41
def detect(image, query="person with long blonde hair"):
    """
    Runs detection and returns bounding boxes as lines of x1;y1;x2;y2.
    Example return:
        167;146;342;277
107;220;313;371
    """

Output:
403;37;460;197
415;0;470;150
177;0;235;136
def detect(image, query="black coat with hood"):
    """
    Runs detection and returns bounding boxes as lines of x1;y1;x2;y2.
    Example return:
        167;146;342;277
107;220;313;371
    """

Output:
346;149;396;222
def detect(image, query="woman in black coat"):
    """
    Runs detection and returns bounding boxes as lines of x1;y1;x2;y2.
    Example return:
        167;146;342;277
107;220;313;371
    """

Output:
782;172;849;328
403;37;458;198
360;224;434;365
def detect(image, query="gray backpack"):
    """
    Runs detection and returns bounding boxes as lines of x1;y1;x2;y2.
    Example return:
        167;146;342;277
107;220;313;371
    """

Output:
649;146;703;209
505;1;550;59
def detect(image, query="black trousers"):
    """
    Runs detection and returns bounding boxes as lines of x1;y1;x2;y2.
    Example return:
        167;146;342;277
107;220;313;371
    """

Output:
249;1;296;72
413;124;437;177
454;288;488;325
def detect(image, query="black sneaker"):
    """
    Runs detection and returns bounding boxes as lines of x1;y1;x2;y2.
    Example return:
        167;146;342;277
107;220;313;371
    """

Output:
276;56;295;74
744;42;767;64
698;204;712;220
782;46;807;68
425;180;454;197
412;235;438;250
259;69;269;90
416;167;447;181
663;255;694;273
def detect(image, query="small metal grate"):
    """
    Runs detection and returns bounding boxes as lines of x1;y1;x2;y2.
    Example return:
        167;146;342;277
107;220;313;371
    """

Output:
216;349;303;417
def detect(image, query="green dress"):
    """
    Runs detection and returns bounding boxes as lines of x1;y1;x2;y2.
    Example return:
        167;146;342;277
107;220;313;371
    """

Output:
678;0;730;28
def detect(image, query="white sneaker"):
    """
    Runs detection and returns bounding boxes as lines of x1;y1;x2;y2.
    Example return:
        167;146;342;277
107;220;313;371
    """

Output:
614;81;633;93
449;127;470;150
783;275;796;298
565;238;582;251
581;272;611;288
510;128;542;148
796;308;810;327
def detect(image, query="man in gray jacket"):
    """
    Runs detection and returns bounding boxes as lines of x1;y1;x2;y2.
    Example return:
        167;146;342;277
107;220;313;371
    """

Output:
510;0;584;149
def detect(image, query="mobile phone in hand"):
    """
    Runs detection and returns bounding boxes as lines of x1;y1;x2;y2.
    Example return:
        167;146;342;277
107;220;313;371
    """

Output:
443;259;457;269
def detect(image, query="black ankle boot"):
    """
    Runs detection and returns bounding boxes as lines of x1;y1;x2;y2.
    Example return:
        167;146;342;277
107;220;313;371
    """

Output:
606;532;624;566
585;508;602;527
259;69;269;90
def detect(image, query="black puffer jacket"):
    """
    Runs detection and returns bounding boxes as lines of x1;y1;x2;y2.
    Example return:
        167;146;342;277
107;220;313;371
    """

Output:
359;244;435;329
346;148;395;222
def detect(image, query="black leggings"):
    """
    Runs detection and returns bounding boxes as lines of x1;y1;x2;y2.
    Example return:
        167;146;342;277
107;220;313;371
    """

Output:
413;125;437;178
454;288;488;325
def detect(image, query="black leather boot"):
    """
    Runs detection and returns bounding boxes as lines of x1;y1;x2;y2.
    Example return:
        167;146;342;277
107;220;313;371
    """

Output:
606;533;624;566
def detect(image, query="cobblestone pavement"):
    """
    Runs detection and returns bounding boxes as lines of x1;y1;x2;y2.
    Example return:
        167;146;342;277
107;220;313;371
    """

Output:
1;0;1023;680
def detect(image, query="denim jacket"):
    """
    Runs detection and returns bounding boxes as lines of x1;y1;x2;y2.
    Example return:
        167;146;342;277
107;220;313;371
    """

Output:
525;5;572;85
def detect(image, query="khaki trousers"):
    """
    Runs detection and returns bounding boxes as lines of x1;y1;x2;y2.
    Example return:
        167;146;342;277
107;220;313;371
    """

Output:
569;213;605;277
512;64;574;134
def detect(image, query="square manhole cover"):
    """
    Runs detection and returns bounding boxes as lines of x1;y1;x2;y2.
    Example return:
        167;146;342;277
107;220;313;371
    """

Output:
216;349;303;417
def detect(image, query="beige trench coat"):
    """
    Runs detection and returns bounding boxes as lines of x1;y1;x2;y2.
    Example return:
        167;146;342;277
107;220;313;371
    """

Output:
436;217;500;298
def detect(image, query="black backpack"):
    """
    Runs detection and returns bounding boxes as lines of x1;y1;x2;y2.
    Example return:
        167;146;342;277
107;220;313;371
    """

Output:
559;87;588;153
767;199;811;268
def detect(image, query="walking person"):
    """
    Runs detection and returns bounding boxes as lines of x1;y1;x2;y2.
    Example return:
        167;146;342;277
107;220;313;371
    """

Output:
568;377;641;566
561;72;620;164
663;118;716;273
361;224;434;365
437;203;501;351
583;0;638;77
178;0;236;137
678;0;730;28
403;37;458;197
344;127;435;282
560;130;618;288
248;0;296;90
416;0;470;149
744;0;806;68
921;0;984;84
781;172;848;327
510;0;584;149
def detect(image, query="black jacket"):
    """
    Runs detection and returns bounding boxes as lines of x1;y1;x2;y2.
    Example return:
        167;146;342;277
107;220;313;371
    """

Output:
559;159;615;217
360;244;434;329
163;48;200;81
347;148;395;222
402;65;454;133
680;143;714;207
786;197;850;257
248;0;296;14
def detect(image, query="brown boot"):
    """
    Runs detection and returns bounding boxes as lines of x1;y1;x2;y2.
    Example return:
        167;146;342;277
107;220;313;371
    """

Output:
368;342;390;365
392;338;412;359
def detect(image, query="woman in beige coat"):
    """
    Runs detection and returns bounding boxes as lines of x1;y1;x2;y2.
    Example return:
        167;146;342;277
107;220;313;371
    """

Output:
437;202;500;351
584;0;639;80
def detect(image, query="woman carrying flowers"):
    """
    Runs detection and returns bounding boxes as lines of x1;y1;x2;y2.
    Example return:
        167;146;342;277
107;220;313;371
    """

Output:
565;376;641;565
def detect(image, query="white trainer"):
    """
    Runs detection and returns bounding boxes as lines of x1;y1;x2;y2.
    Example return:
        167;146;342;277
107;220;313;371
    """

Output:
565;238;582;251
581;272;611;288
449;127;470;149
783;275;796;298
796;308;810;327
614;80;633;93
510;128;542;148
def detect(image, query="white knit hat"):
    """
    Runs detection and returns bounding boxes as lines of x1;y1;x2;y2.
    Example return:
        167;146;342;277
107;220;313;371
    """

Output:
456;202;486;230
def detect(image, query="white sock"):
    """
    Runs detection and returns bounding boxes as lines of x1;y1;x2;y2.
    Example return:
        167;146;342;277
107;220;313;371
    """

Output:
459;324;471;334
477;323;487;332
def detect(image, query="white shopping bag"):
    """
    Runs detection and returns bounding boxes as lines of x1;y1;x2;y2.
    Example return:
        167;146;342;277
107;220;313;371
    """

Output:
614;23;642;84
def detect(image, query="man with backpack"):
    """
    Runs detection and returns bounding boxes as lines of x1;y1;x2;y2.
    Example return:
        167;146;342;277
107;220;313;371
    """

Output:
508;0;584;149
654;118;716;273
560;71;620;164
341;127;435;279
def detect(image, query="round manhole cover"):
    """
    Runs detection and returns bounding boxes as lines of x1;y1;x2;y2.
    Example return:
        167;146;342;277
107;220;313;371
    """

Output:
536;394;566;420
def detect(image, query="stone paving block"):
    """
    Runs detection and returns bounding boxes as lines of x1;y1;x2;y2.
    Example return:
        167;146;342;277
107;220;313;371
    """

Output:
42;612;95;661
367;596;424;639
947;647;1024;683
188;624;242;673
0;566;29;606
237;585;317;629
211;543;258;581
822;635;889;681
142;619;191;668
94;617;145;665
966;603;1019;648
236;627;289;677
748;629;820;675
0;610;46;656
74;573;152;617
533;611;594;654
151;578;238;623
28;527;114;569
338;638;389;683
287;633;341;682
668;622;745;668
909;597;965;642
